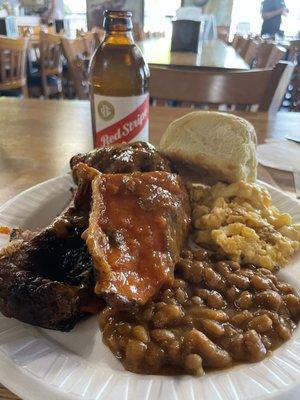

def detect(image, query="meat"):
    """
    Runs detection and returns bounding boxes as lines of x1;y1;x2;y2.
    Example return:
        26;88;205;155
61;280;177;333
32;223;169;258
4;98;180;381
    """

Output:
0;164;103;331
85;170;190;307
0;143;182;330
70;142;172;183
0;236;100;331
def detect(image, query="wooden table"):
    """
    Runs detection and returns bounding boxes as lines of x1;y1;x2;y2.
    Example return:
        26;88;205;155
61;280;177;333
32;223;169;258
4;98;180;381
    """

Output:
0;98;299;400
138;38;249;70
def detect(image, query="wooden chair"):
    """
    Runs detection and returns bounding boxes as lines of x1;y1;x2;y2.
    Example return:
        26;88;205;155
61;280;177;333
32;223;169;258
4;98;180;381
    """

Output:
133;22;145;41
263;45;286;68
244;41;286;68
231;34;241;49
287;40;300;111
39;31;63;98
21;26;42;72
76;29;97;57
28;31;63;99
232;35;251;56
18;25;35;37
237;37;252;58
217;26;229;43
0;35;28;97
289;40;300;63
19;25;41;41
61;37;89;99
149;62;294;114
244;40;260;67
91;27;105;47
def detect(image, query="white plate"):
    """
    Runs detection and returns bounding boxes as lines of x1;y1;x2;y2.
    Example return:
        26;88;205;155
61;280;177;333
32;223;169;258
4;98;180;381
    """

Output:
1;175;300;400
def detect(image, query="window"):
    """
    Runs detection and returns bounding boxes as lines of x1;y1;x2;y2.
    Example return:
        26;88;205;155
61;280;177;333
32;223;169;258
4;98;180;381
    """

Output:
230;0;261;38
63;0;87;36
144;0;181;34
63;0;86;14
282;0;300;37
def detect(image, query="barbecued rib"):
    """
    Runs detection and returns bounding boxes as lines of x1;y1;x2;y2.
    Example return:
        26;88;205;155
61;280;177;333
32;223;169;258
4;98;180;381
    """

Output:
85;169;190;307
70;141;172;183
0;141;173;331
0;164;103;331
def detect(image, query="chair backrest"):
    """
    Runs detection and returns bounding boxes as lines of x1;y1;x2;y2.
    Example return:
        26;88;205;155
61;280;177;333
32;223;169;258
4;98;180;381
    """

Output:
61;37;89;99
264;45;286;68
236;37;251;57
217;25;229;43
76;28;84;36
39;31;62;76
133;22;145;41
0;35;28;91
231;33;252;58
231;34;241;49
244;41;286;68
91;27;105;47
244;40;260;67
289;40;300;64
76;29;97;57
287;40;300;111
149;61;294;114
254;42;275;68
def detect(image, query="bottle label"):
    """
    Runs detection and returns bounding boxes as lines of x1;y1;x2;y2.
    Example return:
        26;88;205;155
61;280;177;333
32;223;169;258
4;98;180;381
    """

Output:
93;93;149;147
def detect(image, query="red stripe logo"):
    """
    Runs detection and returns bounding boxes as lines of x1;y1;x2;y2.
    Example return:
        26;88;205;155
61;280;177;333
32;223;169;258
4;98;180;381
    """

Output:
95;95;149;147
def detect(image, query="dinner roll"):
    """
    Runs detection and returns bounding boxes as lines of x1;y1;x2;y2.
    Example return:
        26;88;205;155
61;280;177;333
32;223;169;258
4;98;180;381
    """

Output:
159;111;257;183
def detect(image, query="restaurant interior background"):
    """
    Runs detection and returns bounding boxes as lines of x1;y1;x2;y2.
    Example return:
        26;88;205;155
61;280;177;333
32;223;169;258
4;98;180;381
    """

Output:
41;0;300;37
0;0;300;111
1;0;297;39
2;0;297;37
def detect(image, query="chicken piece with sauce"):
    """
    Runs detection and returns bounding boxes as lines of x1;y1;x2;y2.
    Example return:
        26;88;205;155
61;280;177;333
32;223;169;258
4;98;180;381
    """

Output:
84;168;190;307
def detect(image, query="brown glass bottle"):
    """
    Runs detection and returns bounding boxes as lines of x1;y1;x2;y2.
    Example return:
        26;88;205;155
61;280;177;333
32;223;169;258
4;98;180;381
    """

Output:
89;10;150;148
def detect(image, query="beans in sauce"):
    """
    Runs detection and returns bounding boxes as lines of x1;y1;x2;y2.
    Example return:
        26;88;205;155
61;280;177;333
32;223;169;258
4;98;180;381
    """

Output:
99;249;300;376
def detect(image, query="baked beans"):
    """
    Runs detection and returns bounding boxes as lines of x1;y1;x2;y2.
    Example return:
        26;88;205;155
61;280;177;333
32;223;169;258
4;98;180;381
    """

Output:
100;249;300;375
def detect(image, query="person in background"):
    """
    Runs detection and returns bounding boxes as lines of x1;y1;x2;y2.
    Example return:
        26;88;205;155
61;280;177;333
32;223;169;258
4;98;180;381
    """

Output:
261;0;289;37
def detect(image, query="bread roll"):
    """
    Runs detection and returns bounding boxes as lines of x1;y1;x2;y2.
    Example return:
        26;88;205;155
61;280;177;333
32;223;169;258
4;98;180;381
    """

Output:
159;111;257;183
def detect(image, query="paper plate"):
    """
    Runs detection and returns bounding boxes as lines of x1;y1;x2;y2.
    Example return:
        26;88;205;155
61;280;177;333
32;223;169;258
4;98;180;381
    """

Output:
1;175;300;400
257;141;300;172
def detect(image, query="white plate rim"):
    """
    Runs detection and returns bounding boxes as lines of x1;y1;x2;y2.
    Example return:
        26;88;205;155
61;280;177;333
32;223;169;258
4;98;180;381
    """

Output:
0;176;300;400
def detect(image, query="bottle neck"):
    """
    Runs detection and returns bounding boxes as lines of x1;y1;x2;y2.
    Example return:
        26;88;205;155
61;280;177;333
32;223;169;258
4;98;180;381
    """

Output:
104;30;135;45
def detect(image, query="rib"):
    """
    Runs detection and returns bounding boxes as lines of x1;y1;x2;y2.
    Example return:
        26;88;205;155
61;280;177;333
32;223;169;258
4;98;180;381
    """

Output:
0;164;103;331
0;142;176;330
70;141;172;183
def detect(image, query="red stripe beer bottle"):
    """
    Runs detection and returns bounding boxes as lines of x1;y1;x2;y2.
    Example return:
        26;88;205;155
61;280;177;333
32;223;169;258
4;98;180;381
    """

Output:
89;10;150;148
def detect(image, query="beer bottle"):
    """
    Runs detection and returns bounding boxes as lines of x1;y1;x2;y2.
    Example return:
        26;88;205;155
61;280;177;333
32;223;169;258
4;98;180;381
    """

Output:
89;10;150;148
